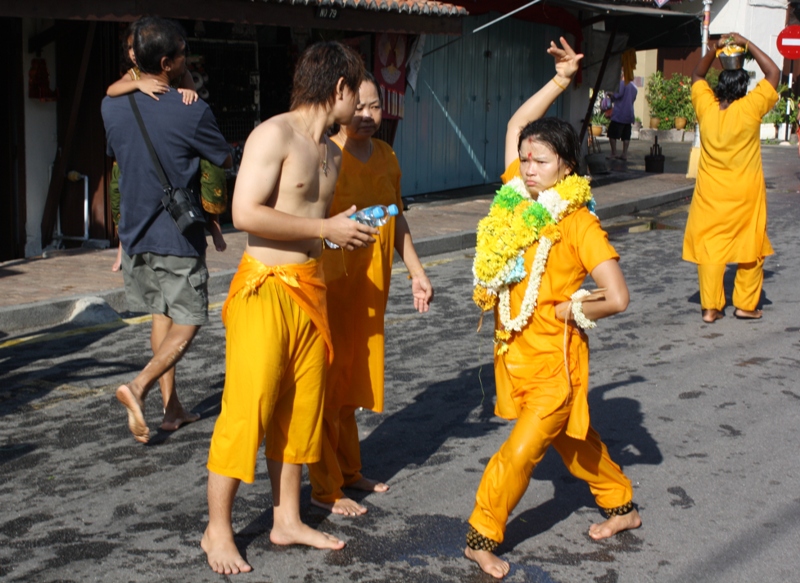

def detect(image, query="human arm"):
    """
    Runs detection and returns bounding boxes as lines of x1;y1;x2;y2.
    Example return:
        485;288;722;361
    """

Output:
692;38;720;85
504;37;583;168
555;259;629;323
393;215;433;313
231;121;376;249
176;69;199;104
107;72;169;100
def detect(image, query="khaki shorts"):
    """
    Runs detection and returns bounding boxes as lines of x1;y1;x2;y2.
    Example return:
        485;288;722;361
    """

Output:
121;251;209;325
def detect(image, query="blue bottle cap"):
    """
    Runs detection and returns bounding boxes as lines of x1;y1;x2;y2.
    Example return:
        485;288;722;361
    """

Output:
387;204;399;216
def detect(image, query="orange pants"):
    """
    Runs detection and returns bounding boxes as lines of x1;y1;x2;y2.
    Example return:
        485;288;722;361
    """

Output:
207;274;326;484
307;405;363;503
697;258;764;312
469;382;632;544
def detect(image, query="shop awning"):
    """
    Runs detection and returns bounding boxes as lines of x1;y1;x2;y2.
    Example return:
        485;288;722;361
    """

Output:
3;0;468;35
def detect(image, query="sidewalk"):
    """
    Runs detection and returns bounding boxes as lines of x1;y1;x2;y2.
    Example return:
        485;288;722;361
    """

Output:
0;138;695;336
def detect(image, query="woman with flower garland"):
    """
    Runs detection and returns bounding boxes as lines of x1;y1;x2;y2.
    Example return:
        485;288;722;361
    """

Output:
465;37;641;579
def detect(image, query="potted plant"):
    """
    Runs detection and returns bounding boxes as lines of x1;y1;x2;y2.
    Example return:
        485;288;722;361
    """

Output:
647;72;692;131
646;71;666;129
591;112;608;136
762;83;796;140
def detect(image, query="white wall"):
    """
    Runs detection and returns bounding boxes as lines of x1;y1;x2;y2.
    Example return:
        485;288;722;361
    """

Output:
22;18;59;257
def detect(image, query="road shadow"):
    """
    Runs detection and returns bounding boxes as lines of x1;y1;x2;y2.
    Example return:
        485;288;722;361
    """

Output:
354;364;499;488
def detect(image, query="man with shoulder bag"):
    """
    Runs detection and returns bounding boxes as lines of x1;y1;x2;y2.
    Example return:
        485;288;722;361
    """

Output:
102;16;231;444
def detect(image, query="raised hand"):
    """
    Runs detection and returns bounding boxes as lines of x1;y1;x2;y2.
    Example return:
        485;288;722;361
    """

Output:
547;36;584;80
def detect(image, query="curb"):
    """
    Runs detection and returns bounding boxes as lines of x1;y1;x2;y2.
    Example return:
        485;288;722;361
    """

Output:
0;186;693;338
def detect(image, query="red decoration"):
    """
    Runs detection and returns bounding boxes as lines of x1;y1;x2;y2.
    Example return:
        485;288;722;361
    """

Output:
28;58;58;102
374;33;407;120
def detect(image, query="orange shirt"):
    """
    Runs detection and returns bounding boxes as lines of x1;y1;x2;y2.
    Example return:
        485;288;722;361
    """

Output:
494;167;618;440
683;79;777;264
322;138;403;412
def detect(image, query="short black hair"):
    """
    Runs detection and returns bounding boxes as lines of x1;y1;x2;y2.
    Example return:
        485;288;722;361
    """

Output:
517;117;581;175
132;16;186;76
714;69;750;103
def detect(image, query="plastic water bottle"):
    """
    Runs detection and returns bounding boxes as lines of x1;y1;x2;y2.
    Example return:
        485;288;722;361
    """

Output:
325;204;399;248
351;204;399;227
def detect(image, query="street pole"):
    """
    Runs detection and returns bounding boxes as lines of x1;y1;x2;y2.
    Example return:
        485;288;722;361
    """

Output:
687;0;712;178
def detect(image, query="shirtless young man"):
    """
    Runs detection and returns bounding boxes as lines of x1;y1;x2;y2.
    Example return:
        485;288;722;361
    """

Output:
201;41;374;576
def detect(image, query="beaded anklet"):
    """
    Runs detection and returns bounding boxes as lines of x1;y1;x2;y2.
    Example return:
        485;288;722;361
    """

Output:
466;526;500;552
603;500;635;519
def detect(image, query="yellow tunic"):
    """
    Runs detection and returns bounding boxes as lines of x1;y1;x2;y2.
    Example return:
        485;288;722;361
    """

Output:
683;79;777;264
494;206;618;440
322;138;403;413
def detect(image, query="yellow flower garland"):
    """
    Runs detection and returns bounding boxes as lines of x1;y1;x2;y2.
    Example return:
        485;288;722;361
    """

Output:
472;174;594;348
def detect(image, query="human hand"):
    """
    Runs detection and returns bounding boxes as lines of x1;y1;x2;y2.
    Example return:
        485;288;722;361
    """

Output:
718;33;748;49
323;206;377;250
555;300;573;322
177;88;199;104
138;79;170;100
410;273;433;313
547;36;584;81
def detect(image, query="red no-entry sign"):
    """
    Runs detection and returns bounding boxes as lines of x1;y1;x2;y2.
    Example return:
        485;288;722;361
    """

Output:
777;25;800;59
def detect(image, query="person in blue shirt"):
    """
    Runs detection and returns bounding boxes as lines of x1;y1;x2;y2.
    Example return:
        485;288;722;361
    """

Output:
102;16;231;444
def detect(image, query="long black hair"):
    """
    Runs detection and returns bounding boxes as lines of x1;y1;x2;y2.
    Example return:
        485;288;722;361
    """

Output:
517;117;581;174
714;69;750;103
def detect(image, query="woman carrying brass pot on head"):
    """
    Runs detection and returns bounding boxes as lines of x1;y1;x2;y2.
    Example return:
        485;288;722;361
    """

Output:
683;33;780;323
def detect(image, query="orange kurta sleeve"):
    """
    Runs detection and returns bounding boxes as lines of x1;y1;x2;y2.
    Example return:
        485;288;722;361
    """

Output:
683;79;777;265
322;138;402;412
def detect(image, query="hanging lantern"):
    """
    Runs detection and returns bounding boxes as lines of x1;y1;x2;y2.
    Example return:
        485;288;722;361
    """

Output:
28;57;58;102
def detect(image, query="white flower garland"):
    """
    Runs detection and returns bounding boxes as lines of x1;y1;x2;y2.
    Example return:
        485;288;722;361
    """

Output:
497;236;553;332
570;289;597;330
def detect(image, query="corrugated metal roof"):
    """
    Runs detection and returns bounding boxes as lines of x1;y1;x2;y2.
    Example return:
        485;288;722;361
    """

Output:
263;0;468;16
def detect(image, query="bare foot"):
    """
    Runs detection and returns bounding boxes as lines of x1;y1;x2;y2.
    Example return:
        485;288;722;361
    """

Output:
160;409;201;431
270;522;346;549
464;547;510;579
618;156;627;161
588;509;642;540
311;496;367;517
345;476;390;493
116;384;149;443
111;245;122;272
702;309;723;323
734;308;762;320
201;526;252;575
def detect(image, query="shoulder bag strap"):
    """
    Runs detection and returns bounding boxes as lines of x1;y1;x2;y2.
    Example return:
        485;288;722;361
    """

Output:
128;94;172;194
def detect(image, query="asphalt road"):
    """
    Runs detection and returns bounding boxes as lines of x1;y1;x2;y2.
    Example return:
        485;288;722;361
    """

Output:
2;145;800;582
